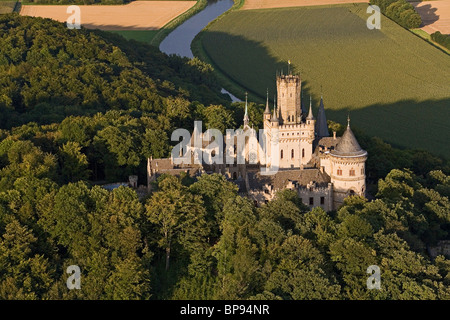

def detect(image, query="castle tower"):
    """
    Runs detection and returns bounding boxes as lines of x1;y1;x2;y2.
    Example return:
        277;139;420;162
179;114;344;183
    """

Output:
243;92;250;129
329;117;367;209
263;89;271;123
276;74;301;124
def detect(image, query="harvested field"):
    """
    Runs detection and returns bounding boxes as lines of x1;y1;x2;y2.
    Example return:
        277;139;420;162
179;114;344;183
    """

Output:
19;1;196;30
411;1;450;34
242;0;367;10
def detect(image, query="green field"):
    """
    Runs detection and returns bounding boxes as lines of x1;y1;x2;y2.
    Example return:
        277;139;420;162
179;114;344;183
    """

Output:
109;30;159;43
0;1;18;14
196;4;450;158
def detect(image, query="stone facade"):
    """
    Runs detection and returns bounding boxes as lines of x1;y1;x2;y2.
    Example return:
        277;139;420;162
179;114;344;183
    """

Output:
147;74;368;211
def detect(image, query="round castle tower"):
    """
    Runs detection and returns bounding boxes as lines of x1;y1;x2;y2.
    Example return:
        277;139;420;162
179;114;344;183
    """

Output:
329;118;367;209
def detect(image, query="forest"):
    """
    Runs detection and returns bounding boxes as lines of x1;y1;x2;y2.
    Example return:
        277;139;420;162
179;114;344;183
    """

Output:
0;14;449;300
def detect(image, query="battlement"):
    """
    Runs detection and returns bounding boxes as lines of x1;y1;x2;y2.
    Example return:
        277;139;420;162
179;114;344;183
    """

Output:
277;74;301;83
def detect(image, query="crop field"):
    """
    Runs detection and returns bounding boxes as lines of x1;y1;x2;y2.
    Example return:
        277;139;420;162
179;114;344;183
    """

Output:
242;0;367;10
198;4;450;157
19;1;196;30
411;1;450;34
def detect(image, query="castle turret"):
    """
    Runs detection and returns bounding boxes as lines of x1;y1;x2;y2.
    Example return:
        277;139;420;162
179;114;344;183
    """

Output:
306;96;316;124
264;89;271;122
329;116;367;209
243;92;249;129
271;98;279;128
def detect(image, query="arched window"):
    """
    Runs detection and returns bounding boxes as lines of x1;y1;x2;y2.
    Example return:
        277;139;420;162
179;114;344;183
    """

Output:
349;168;355;176
291;149;294;159
281;150;284;159
302;148;305;158
337;168;342;176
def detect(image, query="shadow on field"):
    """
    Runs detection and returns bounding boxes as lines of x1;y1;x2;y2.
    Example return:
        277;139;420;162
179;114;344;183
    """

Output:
199;31;316;104
324;98;450;159
200;31;450;157
412;3;440;27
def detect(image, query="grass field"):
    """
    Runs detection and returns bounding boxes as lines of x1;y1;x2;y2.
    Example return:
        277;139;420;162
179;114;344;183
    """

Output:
196;3;450;158
0;1;17;14
110;30;159;43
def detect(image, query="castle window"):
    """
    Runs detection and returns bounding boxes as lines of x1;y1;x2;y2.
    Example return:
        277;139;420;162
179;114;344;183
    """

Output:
320;197;325;205
309;197;314;205
290;93;292;97
349;169;355;176
281;150;284;159
337;169;342;176
291;149;294;159
361;168;364;175
302;148;305;158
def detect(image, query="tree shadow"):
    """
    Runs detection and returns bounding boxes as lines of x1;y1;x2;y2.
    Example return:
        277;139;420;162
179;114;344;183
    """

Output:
325;98;450;159
198;31;315;105
412;3;440;27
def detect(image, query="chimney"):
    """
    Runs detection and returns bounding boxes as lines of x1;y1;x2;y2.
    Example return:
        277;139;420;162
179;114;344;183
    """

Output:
333;131;336;140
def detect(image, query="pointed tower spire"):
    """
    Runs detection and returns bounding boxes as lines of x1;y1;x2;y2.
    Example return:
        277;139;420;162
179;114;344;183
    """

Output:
316;94;329;137
243;92;249;127
271;95;278;122
307;96;314;120
264;88;270;114
331;114;366;157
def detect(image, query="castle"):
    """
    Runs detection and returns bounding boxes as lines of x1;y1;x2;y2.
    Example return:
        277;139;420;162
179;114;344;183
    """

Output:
147;74;367;211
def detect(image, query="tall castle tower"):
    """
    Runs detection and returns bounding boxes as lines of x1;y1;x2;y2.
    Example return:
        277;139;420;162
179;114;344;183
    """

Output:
263;74;315;169
329;117;367;208
276;74;302;124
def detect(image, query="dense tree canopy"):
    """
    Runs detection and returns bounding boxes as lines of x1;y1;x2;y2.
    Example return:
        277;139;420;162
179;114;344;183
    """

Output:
0;14;449;300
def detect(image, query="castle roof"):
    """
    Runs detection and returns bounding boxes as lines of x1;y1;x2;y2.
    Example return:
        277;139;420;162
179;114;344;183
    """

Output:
306;97;314;120
315;96;329;137
247;168;330;191
331;120;366;157
264;89;271;114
